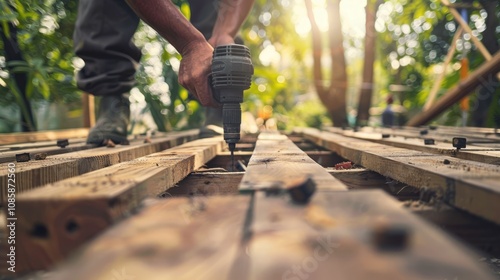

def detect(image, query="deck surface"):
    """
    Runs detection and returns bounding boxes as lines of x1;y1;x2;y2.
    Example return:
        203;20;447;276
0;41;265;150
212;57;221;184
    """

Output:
1;127;499;278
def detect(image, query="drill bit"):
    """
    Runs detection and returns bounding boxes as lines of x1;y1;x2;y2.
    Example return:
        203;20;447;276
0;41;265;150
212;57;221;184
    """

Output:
229;143;235;172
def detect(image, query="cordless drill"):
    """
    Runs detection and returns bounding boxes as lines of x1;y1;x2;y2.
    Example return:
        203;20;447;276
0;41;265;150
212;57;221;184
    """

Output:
211;44;254;166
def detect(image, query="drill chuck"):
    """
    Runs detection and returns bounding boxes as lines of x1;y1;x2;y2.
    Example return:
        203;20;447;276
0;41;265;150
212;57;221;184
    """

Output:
211;44;254;149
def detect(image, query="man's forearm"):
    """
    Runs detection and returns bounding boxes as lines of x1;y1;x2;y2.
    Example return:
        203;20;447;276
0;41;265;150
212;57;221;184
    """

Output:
125;0;207;56
211;0;255;40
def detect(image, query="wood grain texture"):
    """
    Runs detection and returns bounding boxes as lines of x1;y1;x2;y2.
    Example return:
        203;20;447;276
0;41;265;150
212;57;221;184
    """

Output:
327;127;500;165
0;142;96;164
165;172;244;196
408;203;500;255
0;128;90;145
48;196;251;280
246;190;496;280
302;128;500;225
239;132;348;192
0;130;198;203
13;136;223;273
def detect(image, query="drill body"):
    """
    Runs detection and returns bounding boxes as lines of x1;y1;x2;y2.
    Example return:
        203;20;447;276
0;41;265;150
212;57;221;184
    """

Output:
211;44;254;153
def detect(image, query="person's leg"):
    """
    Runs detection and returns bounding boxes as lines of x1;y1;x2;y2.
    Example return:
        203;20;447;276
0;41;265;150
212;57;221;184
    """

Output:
74;0;141;144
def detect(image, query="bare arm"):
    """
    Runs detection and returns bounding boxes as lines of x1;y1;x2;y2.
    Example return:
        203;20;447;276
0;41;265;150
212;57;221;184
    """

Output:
126;0;216;106
208;0;255;46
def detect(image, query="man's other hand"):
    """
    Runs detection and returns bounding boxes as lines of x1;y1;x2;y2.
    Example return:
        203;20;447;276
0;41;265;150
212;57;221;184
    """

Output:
208;34;234;48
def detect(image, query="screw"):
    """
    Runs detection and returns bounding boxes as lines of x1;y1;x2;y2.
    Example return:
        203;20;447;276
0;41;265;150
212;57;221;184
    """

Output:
381;134;390;138
419;129;428;135
452;137;466;150
56;139;69;148
424;139;435;145
286;176;316;205
372;222;410;251
34;153;47;160
15;153;30;162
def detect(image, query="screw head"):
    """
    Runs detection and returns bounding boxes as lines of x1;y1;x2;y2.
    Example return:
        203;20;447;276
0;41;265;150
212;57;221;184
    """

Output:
56;139;69;148
424;139;435;145
452;137;466;149
372;222;410;251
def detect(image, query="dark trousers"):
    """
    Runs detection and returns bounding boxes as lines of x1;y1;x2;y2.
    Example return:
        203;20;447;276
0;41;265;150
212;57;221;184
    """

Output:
73;0;218;96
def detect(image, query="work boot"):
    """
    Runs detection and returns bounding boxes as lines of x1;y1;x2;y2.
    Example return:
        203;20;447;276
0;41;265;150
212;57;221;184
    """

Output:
87;93;130;145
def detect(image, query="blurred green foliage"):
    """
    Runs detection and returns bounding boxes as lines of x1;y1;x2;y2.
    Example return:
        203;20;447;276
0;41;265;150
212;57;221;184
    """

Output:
376;0;500;126
0;0;80;132
1;0;499;133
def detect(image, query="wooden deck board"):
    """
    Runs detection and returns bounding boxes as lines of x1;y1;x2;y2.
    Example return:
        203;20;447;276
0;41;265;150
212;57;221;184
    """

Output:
13;136;223;272
239;132;348;192
0;128;89;145
0;130;198;203
45;196;252;280
301;128;500;225
328;127;500;165
245;190;495;280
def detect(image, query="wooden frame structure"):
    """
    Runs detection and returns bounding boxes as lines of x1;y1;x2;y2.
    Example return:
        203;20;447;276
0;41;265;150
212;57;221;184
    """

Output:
1;127;499;279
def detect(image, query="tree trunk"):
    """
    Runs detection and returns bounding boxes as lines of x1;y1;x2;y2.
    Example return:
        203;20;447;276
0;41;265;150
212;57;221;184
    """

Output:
356;0;382;126
305;0;348;127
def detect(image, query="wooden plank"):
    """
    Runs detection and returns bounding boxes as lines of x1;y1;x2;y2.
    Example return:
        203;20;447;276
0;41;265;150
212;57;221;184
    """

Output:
206;151;341;171
0;130;198;203
423;27;463;110
205;151;253;170
0;142;96;164
328;168;387;189
329;126;500;144
0;138;87;150
245;190;496;279
0;128;90;145
48;196;251;280
327;168;420;200
164;172;244;196
408;203;500;255
302;128;500;225
13;136;223;272
239;132;348;191
407;51;500;126
329;128;500;165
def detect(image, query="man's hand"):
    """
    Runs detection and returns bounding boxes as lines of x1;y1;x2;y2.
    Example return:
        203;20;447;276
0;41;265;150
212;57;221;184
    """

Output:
208;34;234;48
178;40;217;107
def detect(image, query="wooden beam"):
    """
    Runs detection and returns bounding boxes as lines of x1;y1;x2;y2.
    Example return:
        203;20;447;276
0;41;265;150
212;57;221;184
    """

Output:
0;128;90;145
423;27;463;111
0;130;198;203
47;196;251;280
164;171;244;196
327;127;500;165
239;132;348;192
246;190;495;279
302;128;500;225
13;136;224;272
0;138;87;150
0;142;96;164
441;0;498;79
409;203;500;255
407;51;500;126
327;168;419;200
